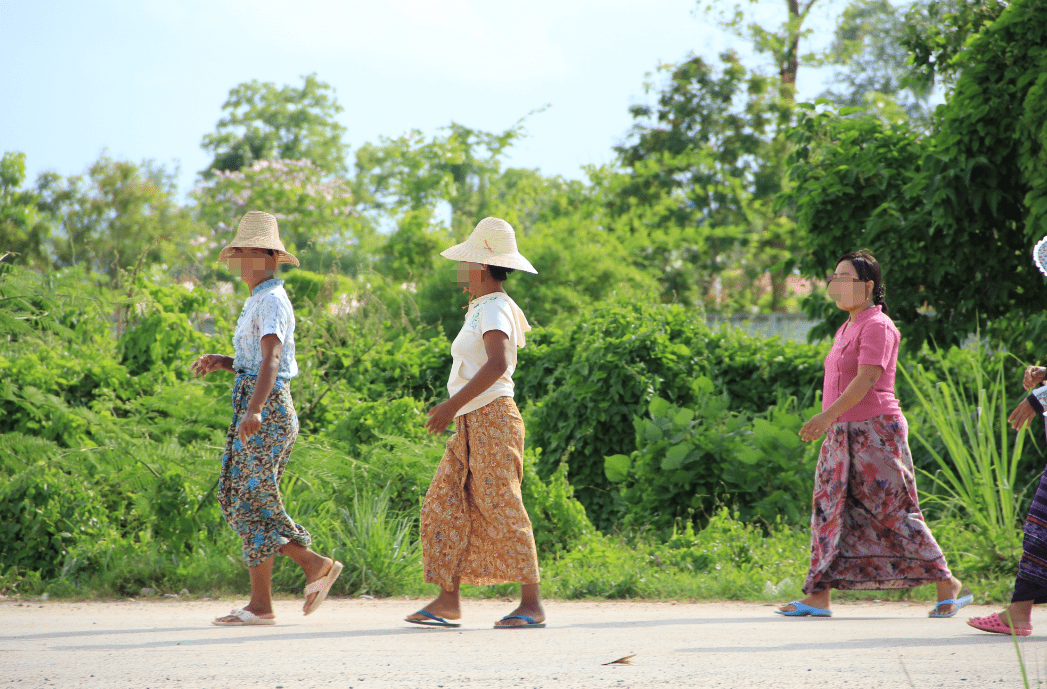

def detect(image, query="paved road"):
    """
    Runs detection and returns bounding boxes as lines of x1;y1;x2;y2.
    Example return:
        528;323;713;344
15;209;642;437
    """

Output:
1;598;1043;688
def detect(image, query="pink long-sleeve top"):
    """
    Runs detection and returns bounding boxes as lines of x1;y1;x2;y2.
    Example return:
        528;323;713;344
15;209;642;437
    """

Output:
821;304;903;423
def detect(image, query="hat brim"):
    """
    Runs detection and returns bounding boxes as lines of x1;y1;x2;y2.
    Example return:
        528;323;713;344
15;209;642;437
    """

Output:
439;243;537;274
218;244;300;267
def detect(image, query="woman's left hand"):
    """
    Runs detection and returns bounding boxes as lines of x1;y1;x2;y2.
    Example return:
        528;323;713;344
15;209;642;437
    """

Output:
799;412;833;442
237;410;262;443
425;400;458;435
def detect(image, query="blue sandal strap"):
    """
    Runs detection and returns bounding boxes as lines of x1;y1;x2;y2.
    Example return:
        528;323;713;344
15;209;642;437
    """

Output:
501;614;538;625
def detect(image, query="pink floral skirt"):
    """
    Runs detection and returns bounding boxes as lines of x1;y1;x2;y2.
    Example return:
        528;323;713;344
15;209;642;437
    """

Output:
803;413;952;594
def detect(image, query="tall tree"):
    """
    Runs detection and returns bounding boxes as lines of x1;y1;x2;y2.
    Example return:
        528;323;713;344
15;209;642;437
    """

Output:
354;119;528;238
780;0;1047;351
0;152;51;267
43;155;201;280
193;158;372;276
611;52;797;311
821;0;934;124
696;0;825;102
201;73;349;175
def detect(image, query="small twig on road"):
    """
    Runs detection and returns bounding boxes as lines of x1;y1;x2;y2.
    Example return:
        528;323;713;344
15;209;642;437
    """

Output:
899;656;914;688
602;654;637;666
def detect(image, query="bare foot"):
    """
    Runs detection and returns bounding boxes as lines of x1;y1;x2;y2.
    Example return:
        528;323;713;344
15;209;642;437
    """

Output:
302;557;334;614
778;592;831;614
988;607;1033;630
494;602;546;627
405;590;462;623
929;576;964;616
214;607;274;624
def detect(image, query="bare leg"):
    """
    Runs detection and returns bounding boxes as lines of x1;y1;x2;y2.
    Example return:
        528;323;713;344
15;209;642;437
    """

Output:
406;579;462;622
779;588;831;613
495;583;546;626
930;575;965;615
279;542;334;613
214;556;277;623
994;600;1035;630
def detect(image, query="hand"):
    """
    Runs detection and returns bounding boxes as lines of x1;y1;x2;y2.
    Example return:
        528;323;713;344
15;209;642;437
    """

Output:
799;411;833;442
1023;366;1047;391
1009;398;1040;431
237;410;262;443
425;400;458;435
190;354;225;378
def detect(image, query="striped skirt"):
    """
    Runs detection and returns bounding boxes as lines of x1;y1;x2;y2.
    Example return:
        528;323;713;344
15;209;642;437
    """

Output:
1013;443;1047;603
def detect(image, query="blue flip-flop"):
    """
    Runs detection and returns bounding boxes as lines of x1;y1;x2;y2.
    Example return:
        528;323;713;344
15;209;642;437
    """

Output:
775;601;832;617
495;614;546;628
929;587;974;618
405;610;461;627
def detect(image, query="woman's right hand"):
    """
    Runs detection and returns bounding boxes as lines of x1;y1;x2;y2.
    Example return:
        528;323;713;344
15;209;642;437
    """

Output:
1024;366;1047;391
190;354;225;378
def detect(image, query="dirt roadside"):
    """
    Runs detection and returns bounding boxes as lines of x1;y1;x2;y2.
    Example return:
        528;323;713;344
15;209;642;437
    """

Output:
1;597;1042;688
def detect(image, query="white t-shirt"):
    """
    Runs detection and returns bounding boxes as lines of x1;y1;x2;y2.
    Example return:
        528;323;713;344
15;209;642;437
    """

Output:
447;292;531;417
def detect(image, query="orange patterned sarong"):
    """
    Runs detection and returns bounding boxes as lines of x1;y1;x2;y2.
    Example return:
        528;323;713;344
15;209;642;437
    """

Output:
420;396;540;589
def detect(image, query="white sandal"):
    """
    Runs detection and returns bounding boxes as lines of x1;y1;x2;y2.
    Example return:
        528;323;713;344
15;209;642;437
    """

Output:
212;608;276;626
303;560;343;616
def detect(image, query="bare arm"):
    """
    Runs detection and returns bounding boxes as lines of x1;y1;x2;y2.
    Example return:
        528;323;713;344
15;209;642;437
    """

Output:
189;353;235;377
823;364;884;421
425;330;511;434
800;364;884;442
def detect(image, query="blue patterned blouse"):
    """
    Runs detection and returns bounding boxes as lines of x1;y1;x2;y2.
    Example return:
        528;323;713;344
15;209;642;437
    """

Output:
231;279;298;379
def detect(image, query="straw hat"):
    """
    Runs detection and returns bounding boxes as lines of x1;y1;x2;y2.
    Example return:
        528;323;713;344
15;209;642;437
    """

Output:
217;211;300;267
439;217;537;274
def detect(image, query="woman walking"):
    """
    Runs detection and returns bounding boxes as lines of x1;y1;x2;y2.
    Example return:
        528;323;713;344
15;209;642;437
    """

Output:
968;237;1047;636
191;211;342;626
404;217;545;629
777;249;970;618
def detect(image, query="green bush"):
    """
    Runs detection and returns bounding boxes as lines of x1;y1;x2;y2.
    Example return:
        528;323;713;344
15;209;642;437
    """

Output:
0;464;115;579
518;299;826;530
606;381;821;531
521;448;596;557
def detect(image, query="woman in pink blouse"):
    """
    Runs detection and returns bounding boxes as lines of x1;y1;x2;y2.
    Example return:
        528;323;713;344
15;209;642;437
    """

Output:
776;250;971;618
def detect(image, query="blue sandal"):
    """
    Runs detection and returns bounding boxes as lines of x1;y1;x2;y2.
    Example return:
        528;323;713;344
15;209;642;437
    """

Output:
405;610;461;627
775;601;832;617
495;614;546;628
929;587;974;618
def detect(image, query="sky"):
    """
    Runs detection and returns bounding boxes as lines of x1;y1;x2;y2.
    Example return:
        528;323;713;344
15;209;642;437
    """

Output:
0;0;849;201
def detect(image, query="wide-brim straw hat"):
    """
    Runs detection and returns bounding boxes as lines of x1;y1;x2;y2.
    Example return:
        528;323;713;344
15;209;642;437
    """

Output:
217;211;300;267
439;217;537;274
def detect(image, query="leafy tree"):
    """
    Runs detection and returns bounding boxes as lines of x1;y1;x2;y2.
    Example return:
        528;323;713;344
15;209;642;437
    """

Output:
610;52;797;311
900;0;1008;92
821;0;933;125
781;0;1047;350
695;0;827;102
42;154;202;280
354;119;529;238
0;152;51;266
193;158;375;277
201;73;349;175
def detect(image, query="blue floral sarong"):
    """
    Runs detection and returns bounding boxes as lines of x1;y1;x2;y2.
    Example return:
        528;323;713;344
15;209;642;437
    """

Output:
217;373;311;567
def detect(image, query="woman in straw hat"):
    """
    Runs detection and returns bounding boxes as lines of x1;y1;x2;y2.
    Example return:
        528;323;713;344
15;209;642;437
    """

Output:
404;216;546;629
190;210;342;627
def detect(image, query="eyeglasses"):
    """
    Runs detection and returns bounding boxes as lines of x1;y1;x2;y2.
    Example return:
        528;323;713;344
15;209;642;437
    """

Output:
826;274;866;285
